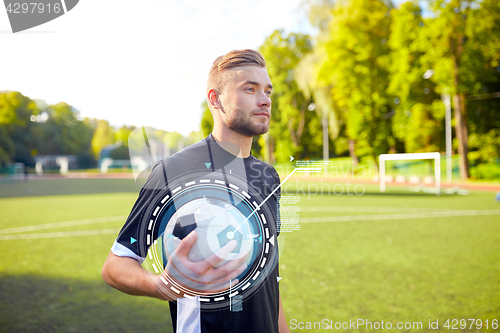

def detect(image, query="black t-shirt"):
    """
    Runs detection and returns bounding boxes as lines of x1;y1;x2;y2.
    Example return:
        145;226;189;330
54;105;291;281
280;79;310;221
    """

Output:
114;134;281;333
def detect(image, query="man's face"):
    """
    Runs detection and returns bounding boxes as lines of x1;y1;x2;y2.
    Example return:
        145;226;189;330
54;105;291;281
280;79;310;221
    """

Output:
218;65;273;137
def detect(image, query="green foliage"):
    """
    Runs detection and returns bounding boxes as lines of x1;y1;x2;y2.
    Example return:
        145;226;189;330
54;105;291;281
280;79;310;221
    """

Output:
468;129;500;164
259;29;320;163
91;120;114;159
305;0;335;31
76;152;97;169
387;2;444;153
0;92;41;166
467;70;500;139
109;145;130;160
423;0;500;95
0;127;14;166
0;91;39;126
115;125;136;147
163;131;184;149
470;162;500;180
4;0;500;179
186;130;204;146
38;103;95;157
391;101;445;153
316;0;395;163
333;136;349;157
295;47;341;147
195;0;498;178
387;2;426;104
421;0;500;178
200;101;213;137
0;92;99;168
0;91;211;171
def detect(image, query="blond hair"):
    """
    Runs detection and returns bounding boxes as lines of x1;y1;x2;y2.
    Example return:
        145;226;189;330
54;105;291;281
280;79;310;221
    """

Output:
206;49;266;95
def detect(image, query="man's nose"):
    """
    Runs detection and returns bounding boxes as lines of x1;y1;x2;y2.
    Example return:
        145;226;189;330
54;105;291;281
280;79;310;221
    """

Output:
257;92;271;108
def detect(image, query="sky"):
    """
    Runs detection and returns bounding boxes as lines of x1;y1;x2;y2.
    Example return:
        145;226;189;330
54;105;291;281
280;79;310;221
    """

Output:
0;0;315;135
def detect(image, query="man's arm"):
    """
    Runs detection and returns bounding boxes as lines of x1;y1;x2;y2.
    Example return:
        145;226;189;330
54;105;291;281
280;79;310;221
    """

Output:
279;294;290;333
102;252;169;300
102;230;247;300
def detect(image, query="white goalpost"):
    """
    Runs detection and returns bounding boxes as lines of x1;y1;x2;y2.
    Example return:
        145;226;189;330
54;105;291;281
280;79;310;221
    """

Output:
379;152;441;196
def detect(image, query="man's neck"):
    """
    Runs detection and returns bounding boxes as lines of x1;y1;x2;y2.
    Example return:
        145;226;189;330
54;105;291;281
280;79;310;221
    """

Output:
211;126;252;158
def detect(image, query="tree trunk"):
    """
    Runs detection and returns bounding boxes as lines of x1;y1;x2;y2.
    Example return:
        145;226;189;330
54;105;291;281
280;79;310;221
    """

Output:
348;139;358;169
453;92;470;179
287;119;298;146
449;1;470;179
296;108;306;143
269;136;276;165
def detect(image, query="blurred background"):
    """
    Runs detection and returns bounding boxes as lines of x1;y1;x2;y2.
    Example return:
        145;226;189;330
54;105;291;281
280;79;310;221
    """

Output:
2;0;499;182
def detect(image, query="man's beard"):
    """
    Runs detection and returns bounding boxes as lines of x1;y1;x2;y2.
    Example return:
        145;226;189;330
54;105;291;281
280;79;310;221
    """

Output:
225;106;270;137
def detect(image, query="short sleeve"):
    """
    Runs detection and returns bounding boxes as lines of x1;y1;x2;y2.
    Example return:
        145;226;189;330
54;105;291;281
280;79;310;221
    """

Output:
112;161;167;260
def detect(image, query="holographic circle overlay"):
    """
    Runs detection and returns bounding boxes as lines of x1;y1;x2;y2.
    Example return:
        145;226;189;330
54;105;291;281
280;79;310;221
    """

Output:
163;197;255;266
137;171;279;311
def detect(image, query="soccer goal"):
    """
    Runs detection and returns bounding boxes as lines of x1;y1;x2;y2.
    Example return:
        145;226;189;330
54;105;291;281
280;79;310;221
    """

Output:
379;152;441;196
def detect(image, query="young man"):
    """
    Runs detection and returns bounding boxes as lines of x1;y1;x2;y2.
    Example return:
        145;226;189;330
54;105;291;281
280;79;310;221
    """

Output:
102;49;289;333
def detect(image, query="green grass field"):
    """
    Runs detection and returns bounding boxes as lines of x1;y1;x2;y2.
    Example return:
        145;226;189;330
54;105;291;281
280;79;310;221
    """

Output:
0;178;499;332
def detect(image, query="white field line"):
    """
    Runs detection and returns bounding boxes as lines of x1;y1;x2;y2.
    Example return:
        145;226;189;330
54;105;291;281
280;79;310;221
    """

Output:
0;216;128;235
299;209;500;223
0;229;119;240
299;207;456;213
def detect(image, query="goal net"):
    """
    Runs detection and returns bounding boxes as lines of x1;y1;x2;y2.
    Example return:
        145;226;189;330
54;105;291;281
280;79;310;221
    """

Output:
378;153;441;195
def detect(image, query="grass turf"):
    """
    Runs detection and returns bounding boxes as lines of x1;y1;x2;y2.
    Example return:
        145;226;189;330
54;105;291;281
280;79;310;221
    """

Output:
0;178;499;332
278;192;500;332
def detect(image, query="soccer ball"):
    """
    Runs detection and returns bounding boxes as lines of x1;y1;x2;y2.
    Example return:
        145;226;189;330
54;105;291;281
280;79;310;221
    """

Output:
163;198;255;267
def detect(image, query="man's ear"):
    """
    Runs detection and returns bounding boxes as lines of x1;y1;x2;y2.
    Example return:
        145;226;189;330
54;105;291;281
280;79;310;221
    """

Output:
208;88;222;110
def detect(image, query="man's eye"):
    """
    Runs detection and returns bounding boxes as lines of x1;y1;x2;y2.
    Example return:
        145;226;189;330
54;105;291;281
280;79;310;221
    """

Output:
266;91;272;96
246;87;254;92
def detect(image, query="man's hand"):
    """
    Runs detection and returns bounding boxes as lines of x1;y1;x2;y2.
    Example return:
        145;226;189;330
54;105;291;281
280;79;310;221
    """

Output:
103;230;249;301
156;230;249;298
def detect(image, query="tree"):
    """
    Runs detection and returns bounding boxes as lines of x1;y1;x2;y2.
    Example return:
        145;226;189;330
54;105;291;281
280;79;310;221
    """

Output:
316;0;394;166
0;91;35;126
259;29;318;163
187;130;204;146
388;2;444;153
467;69;500;166
38;102;94;156
91;120;115;159
423;0;500;178
303;0;361;164
0;92;98;168
106;125;136;161
115;125;136;146
163;131;183;149
295;50;340;164
0;126;15;166
0;91;41;166
303;0;335;32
